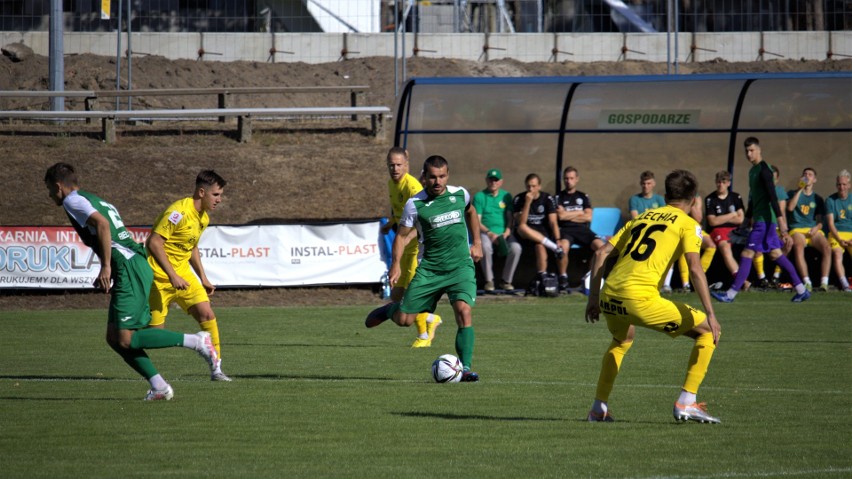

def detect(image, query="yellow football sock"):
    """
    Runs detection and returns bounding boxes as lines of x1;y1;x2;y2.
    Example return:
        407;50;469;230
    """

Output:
683;332;716;394
754;254;765;278
200;319;221;358
595;339;633;402
678;255;689;286
773;265;782;278
701;247;716;272
414;312;429;337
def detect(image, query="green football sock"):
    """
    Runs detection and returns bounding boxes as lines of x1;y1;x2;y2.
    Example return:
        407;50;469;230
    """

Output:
130;328;185;349
455;326;475;370
109;342;158;380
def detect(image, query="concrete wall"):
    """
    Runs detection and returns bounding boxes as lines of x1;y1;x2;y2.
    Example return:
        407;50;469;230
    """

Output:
1;31;850;63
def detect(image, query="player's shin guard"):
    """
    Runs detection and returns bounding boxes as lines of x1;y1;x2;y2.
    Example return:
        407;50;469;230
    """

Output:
130;328;185;349
414;313;429;338
683;332;716;394
200;319;221;358
109;341;159;379
455;327;475;370
701;248;716;272
596;340;632;402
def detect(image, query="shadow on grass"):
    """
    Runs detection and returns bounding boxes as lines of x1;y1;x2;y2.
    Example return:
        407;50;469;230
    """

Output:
0;375;122;381
395;411;563;422
0;396;122;401
238;373;395;381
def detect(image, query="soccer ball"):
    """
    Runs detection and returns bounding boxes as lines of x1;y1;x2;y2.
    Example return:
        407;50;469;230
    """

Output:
431;354;463;383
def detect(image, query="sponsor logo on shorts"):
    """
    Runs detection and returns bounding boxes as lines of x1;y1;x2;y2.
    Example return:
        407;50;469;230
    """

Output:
119;316;132;322
600;298;629;315
663;322;680;332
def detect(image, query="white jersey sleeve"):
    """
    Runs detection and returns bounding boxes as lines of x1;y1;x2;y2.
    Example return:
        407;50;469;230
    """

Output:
400;197;418;228
62;191;96;229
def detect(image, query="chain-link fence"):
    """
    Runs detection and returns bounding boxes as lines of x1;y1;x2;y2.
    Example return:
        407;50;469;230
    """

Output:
1;1;849;33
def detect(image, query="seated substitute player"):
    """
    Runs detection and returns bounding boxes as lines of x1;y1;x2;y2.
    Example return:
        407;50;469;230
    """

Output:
825;169;852;292
44;162;217;401
555;166;605;292
705;171;745;283
380;147;442;347
513;173;563;278
146;170;231;381
473;168;522;291
584;169;722;423
786;167;832;292
365;155;482;382
629;170;674;292
712;137;809;303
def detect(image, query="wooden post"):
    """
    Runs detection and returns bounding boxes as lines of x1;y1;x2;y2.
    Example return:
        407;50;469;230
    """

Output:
218;93;229;123
237;115;252;143
102;117;116;144
350;90;357;121
372;113;385;139
84;97;95;124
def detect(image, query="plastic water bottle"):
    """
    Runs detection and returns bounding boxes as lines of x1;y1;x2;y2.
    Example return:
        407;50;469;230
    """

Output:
380;273;392;299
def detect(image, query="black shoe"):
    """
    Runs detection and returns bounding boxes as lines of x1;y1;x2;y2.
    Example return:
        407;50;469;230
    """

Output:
461;370;479;382
755;278;771;290
558;275;569;292
365;303;393;328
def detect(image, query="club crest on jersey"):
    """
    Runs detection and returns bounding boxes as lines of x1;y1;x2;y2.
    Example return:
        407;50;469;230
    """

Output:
449;196;457;203
168;211;183;225
430;210;461;228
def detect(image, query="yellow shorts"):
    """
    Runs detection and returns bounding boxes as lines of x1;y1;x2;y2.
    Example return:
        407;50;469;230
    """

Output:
395;250;419;289
148;267;209;326
829;231;852;250
790;227;825;246
600;293;707;340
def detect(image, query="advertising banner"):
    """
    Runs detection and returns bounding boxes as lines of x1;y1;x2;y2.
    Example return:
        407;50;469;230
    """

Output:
0;222;385;289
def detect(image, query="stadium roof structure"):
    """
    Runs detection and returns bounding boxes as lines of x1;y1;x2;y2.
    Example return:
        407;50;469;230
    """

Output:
393;72;851;209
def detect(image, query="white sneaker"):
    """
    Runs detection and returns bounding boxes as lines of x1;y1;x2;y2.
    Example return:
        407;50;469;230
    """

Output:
195;331;218;368
144;384;174;401
211;358;232;382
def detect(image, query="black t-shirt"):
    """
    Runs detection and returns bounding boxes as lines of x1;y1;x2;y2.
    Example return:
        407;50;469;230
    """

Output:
513;191;556;231
704;191;745;230
556;189;593;230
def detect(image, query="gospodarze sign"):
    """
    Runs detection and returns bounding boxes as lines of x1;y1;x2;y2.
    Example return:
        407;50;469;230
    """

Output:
0;222;386;289
599;110;701;129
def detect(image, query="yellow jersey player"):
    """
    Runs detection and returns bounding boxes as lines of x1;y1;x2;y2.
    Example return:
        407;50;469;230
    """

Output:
585;169;722;423
146;170;231;381
378;147;442;347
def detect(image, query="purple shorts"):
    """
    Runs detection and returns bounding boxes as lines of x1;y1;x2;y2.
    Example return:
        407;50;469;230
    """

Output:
746;221;783;253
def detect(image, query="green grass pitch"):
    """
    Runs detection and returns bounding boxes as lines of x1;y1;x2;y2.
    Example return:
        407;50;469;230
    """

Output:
1;292;850;478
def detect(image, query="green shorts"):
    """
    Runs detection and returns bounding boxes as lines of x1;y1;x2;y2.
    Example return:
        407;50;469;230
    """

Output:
108;254;154;330
400;262;476;314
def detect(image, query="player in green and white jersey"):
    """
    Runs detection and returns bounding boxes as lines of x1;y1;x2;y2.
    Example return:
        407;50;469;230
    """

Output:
365;155;483;381
44;162;219;401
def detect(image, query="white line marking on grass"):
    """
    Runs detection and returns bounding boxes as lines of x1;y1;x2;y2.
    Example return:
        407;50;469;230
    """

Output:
638;466;852;479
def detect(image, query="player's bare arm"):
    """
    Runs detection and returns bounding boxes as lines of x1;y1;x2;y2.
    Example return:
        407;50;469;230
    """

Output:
190;247;214;295
86;211;112;293
685;251;721;344
388;224;413;285
466;204;482;262
584;242;617;323
146;233;190;290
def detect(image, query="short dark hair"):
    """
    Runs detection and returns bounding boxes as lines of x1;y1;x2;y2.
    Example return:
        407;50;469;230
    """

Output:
196;170;227;190
640;170;655;182
524;173;541;185
715;171;731;183
771;165;780;176
743;136;760;148
802;167;817;177
563;166;578;176
44;162;78;186
423;155;448;172
665;169;698;203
